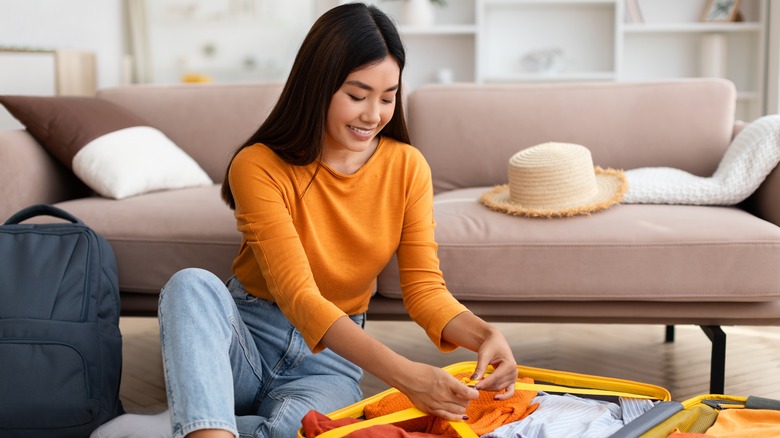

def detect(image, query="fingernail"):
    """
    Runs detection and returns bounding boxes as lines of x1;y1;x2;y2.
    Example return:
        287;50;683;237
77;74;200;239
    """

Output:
470;374;479;380
462;415;469;421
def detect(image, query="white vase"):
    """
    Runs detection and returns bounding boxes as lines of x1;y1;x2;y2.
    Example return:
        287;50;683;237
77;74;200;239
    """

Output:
402;0;436;27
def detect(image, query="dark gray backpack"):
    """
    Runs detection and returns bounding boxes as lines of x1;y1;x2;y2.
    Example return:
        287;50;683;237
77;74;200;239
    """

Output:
0;204;124;437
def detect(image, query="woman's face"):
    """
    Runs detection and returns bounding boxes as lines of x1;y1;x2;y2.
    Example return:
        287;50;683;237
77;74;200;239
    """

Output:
324;57;400;158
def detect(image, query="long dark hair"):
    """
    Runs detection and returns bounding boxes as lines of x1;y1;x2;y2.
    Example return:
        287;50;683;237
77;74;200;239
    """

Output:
221;3;409;209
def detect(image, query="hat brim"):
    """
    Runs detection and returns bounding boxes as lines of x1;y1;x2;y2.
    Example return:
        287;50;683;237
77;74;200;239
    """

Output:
480;167;628;218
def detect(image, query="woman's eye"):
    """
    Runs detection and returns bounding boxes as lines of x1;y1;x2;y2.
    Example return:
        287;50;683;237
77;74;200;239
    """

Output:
382;98;395;104
348;94;365;101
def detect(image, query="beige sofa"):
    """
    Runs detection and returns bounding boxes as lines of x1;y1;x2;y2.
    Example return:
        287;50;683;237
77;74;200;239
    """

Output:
3;79;780;394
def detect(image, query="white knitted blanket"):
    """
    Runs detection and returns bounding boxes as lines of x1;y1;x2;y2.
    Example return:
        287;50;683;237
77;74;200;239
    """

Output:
623;115;780;205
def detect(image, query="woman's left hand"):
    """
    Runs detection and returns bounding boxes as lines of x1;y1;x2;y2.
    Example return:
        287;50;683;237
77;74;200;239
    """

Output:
470;330;517;400
441;312;518;400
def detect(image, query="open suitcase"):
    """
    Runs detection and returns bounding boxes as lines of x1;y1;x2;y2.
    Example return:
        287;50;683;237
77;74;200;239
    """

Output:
639;393;780;437
298;361;673;438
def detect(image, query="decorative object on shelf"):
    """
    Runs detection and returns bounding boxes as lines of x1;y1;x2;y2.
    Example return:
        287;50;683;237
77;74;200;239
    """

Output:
520;48;565;75
0;49;97;96
435;68;454;83
181;73;213;83
699;33;728;78
163;0;262;21
395;0;445;27
624;0;643;23
701;0;741;22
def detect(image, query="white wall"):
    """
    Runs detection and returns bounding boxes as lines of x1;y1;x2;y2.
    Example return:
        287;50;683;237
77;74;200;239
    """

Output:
145;0;314;84
767;1;780;115
0;0;124;89
0;0;124;129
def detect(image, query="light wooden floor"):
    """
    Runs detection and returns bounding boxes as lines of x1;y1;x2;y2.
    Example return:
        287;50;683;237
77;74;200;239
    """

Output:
119;317;780;414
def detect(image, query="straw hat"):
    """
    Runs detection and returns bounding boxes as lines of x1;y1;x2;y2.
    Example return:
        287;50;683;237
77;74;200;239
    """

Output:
480;142;628;218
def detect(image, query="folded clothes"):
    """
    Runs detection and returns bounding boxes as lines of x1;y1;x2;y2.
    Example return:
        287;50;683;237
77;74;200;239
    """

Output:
705;408;780;437
363;372;539;436
299;410;452;437
483;392;658;438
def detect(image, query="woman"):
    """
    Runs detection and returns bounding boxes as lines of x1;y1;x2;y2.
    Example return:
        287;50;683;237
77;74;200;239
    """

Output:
160;4;517;437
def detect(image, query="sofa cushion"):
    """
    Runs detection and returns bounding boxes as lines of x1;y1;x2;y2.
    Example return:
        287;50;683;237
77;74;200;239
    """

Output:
408;79;736;194
377;187;780;302
97;83;284;183
52;185;239;294
0;95;212;199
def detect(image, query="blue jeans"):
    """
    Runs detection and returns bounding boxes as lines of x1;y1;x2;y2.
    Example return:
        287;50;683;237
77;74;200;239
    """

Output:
158;268;364;438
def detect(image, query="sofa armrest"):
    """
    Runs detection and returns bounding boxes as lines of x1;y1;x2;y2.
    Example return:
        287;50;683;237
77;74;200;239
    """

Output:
0;130;90;221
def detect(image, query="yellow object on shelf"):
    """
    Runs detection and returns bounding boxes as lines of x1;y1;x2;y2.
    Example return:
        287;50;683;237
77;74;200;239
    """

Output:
181;73;213;83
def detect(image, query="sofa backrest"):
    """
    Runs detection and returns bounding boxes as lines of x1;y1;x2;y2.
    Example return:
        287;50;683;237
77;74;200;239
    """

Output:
407;79;737;193
97;82;284;182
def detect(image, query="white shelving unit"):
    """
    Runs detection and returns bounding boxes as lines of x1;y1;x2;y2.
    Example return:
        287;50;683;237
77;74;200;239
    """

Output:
477;0;621;83
323;0;768;120
619;1;766;121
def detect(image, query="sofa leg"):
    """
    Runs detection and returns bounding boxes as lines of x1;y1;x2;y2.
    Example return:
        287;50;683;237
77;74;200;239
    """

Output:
665;325;675;343
699;325;726;395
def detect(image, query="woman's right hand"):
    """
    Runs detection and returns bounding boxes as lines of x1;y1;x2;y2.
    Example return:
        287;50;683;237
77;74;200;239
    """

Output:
394;361;479;422
321;317;478;421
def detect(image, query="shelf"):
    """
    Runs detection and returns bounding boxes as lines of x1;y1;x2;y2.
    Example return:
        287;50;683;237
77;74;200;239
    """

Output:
478;0;618;84
400;25;477;35
737;91;760;101
623;22;762;34
389;0;766;121
483;71;617;82
483;0;615;4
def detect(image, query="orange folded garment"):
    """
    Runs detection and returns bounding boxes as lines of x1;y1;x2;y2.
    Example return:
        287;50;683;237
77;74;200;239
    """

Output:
705;408;780;437
301;410;362;437
300;410;451;438
363;372;539;436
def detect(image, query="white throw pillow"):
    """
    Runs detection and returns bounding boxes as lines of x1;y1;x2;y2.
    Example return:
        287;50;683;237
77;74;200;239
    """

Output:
72;126;213;199
623;115;780;205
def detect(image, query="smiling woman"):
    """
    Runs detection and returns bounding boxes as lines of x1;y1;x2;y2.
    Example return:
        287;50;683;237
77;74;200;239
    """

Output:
92;3;517;438
322;58;400;175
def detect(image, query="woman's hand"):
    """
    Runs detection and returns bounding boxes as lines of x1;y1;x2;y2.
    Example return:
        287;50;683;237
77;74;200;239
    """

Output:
321;317;479;421
394;361;479;421
469;329;517;400
441;312;518;400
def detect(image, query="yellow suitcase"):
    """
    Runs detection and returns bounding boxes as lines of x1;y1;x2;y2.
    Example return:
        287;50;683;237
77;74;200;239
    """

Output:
298;361;671;438
640;393;780;437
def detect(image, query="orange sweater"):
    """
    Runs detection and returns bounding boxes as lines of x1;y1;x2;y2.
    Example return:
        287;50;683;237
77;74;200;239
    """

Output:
229;137;469;352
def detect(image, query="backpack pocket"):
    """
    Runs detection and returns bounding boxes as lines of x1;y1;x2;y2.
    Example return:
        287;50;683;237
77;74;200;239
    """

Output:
0;320;100;433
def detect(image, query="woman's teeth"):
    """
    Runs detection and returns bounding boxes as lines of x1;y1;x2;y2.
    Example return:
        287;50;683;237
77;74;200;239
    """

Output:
350;125;372;135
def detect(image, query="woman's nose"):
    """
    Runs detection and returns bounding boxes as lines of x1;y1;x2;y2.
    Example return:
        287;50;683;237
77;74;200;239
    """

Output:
361;102;381;124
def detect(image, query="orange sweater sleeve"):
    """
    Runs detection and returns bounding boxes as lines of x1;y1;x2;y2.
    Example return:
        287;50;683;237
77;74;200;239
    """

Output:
394;148;469;352
229;146;345;353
